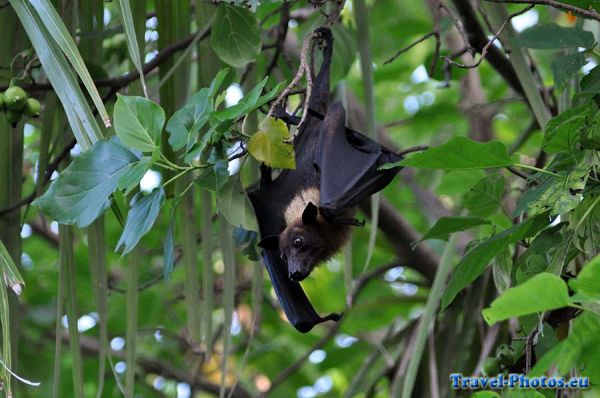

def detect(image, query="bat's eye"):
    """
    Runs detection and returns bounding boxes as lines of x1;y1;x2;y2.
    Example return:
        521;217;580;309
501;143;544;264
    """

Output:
293;237;304;248
280;252;287;261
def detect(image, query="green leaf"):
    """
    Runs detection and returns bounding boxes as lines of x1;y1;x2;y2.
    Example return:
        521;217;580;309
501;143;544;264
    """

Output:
166;88;211;151
212;79;284;122
195;160;230;191
0;239;25;296
464;174;505;217
210;3;260;67
33;139;139;228
435;170;486;196
217;178;258;231
398;137;513;170
580;65;600;93
117;158;151;194
543;105;586;154
581;109;600;150
420;216;490;241
569;254;600;300
441;213;550;309
114;94;165;153
511;24;595;49
116;187;166;255
482;273;571;325
247;118;296;169
551;52;587;91
528;170;586;216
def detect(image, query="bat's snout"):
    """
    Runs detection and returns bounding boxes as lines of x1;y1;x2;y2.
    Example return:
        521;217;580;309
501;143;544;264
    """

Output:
289;270;308;282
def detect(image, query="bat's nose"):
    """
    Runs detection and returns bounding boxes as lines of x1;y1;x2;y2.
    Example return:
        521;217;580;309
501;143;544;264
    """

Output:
289;270;306;282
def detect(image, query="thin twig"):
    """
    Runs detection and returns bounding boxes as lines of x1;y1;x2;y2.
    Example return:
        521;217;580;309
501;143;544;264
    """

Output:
442;5;534;69
506;166;530;181
266;32;317;131
0;25;212;92
397;145;429;157
384;31;439;65
485;0;600;22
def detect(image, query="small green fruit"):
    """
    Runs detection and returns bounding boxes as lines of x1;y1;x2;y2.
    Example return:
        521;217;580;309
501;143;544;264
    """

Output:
5;109;22;126
4;86;28;111
496;344;516;366
0;92;5;111
24;98;41;117
482;357;500;376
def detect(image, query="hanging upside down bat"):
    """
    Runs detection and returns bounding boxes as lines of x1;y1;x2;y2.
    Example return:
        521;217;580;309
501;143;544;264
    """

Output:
248;27;403;333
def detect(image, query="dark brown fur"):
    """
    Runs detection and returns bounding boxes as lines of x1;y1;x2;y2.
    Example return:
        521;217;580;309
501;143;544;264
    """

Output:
279;188;353;281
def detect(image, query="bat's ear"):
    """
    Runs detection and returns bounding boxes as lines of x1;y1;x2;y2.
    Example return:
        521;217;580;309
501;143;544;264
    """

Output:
258;235;280;251
302;202;319;225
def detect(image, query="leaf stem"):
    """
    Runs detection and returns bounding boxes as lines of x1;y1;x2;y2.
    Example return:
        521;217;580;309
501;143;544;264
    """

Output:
513;163;560;177
163;169;190;188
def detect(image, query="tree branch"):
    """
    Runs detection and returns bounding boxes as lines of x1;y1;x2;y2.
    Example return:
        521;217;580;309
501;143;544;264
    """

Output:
485;0;600;22
450;0;525;95
0;26;211;92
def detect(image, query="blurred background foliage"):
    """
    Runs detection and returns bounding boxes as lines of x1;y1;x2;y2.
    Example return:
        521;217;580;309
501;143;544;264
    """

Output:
0;0;599;397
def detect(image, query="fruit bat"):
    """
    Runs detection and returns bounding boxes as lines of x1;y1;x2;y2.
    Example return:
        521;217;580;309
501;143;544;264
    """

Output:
248;27;402;333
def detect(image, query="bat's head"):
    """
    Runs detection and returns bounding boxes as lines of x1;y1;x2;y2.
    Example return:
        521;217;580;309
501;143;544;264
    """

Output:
279;202;328;281
259;202;329;282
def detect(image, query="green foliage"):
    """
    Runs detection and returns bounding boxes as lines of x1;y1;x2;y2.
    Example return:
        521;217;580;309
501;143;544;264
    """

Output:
442;213;550;309
217;177;258;231
114;94;165;153
396;137;514;170
511;24;595;49
115;187;165;255
8;1;600;397
420;216;490;242
482;273;572;324
211;3;261;67
33;138;139;228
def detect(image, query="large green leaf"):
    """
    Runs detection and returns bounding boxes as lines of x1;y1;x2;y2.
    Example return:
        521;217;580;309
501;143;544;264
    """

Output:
33;139;139;228
247;118;295;169
116;187;166;255
569;254;600;301
166;88;212;151
114;95;165;153
512;24;595;49
420;216;490;242
528;170;586;216
551;52;587;91
195;160;229;192
464;174;505;217
210;3;261;67
117;158;152;194
581;65;600;93
217;178;258;231
543;105;586;154
482;273;571;325
397;137;513;170
441;213;550;309
532;313;600;383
